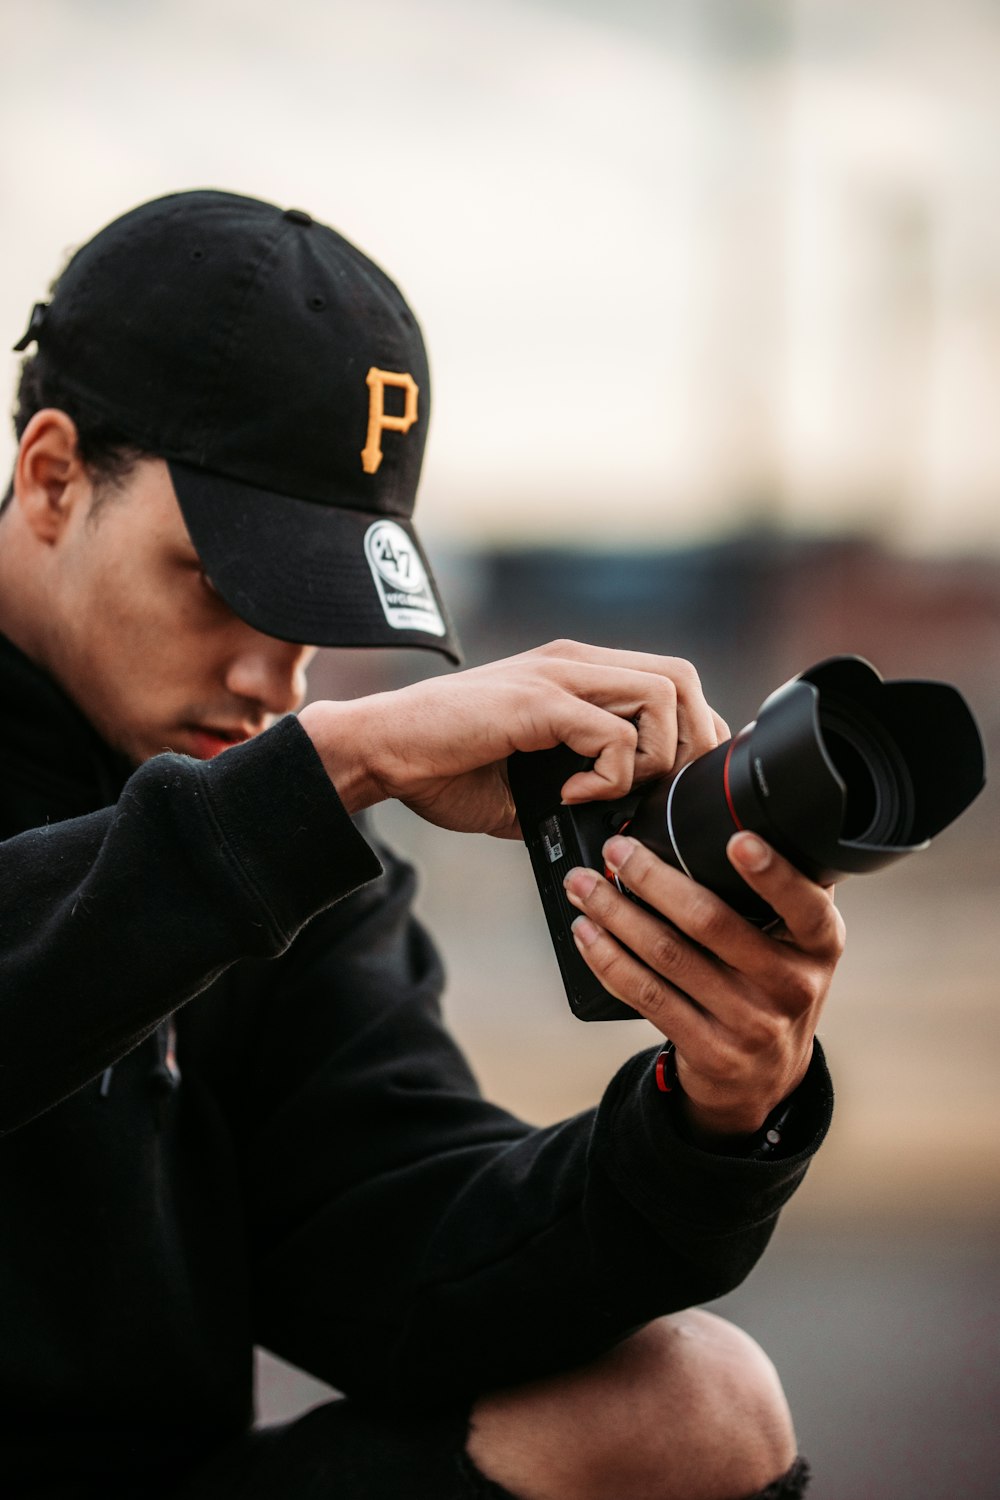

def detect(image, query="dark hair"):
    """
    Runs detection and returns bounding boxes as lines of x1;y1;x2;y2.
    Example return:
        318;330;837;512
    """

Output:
2;340;148;519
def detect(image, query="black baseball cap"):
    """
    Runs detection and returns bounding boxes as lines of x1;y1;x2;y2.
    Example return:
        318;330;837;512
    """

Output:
13;189;461;662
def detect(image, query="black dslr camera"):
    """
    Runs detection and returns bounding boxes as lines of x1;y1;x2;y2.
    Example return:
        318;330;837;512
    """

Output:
508;655;986;1022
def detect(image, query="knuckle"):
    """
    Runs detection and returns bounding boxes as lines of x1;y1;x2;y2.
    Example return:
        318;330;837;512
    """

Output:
541;637;581;658
618;838;657;886
526;640;556;661
628;968;668;1020
651;675;678;708
829;905;847;957
803;901;844;957
742;1010;785;1055
646;922;685;979
583;873;616;919
686;887;730;947
669;657;701;694
780;967;819;1014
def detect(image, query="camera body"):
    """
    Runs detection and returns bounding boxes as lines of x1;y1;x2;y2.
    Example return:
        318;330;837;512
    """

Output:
508;742;644;1020
508;655;986;1022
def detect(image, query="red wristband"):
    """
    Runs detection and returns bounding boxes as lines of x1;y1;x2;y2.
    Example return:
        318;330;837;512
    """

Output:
654;1041;677;1094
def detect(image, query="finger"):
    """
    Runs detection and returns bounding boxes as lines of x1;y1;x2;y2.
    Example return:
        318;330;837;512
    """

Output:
561;713;639;801
520;670;674;798
727;832;846;960
550;664;709;789
568;910;713;1049
598;836;841;1027
563;863;754;1029
558;664;680;778
530;642;721;768
530;640;699;678
598;834;777;976
670;664;722;768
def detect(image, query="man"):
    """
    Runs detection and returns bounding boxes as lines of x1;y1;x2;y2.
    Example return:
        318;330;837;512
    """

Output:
0;191;840;1500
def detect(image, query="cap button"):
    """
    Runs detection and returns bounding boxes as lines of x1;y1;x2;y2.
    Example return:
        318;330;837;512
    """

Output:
283;207;313;226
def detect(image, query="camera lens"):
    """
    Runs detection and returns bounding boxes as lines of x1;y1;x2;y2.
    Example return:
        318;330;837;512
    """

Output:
818;694;916;846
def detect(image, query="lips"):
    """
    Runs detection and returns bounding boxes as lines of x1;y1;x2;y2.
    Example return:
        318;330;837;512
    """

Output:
186;725;256;760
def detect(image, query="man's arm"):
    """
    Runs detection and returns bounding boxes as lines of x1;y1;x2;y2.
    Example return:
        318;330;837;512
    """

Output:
241;838;834;1407
0;718;381;1132
299;639;728;835
0;640;723;1130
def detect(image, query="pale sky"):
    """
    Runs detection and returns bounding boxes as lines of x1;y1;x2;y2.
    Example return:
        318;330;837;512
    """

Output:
3;0;999;551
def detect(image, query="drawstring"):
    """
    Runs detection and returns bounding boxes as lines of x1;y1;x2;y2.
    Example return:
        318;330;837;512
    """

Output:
149;1016;182;1130
98;1015;181;1127
149;1015;182;1096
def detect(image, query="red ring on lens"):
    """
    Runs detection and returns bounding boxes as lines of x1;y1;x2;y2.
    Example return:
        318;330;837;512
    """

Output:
722;740;745;832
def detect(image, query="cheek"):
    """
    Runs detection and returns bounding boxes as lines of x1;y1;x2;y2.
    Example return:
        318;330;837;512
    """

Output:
97;548;216;652
74;565;215;710
89;584;172;686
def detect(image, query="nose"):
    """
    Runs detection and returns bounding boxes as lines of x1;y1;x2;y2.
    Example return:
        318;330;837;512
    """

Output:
225;630;316;717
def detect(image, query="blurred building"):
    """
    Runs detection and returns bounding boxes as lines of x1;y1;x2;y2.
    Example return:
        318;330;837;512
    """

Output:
3;0;1000;554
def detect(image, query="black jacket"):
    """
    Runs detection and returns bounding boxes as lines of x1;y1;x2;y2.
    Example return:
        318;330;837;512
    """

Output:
0;632;834;1496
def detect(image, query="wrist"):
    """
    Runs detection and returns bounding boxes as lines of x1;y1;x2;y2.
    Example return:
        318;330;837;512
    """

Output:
655;1042;803;1157
680;1095;797;1159
297;699;387;816
676;1096;772;1150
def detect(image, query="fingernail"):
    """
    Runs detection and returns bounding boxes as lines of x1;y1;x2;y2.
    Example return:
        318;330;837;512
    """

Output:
571;914;600;947
603;835;634;873
564;867;599;903
731;832;771;871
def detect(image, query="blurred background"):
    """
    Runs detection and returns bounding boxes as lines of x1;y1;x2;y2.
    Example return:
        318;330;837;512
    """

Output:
3;1;999;1494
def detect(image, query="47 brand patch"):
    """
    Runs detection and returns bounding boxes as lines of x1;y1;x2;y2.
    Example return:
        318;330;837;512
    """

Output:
364;520;446;637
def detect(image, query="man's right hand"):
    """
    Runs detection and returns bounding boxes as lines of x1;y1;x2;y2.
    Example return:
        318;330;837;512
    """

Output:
298;640;727;838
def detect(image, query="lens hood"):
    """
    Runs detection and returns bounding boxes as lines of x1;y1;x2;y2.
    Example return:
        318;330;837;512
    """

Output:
627;655;986;923
746;656;985;869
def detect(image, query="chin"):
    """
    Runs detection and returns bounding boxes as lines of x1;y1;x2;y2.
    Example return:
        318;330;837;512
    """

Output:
114;727;180;766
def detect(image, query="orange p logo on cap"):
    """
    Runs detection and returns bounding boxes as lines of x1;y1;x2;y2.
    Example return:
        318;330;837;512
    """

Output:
361;367;419;475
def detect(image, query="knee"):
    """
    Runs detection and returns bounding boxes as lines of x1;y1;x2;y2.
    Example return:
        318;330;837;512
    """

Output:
630;1309;798;1499
467;1309;797;1500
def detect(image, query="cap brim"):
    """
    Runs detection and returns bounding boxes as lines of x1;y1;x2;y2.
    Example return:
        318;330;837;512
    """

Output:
168;460;462;664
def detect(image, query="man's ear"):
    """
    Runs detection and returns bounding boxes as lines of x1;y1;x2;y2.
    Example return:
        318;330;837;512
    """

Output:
14;409;91;544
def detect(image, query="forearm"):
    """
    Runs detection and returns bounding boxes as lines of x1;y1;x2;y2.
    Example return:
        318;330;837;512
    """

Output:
252;1026;833;1406
408;1044;833;1400
0;716;380;1131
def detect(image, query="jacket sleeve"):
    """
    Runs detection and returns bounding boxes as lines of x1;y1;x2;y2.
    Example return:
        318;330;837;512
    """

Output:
0;716;381;1132
242;839;834;1409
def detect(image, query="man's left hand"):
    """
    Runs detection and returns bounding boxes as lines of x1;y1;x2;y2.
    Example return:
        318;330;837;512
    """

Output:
563;830;845;1145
